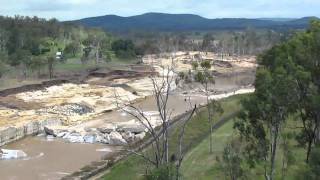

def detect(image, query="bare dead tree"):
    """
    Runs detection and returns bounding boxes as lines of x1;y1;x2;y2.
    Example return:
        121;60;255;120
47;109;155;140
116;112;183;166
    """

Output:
114;63;197;178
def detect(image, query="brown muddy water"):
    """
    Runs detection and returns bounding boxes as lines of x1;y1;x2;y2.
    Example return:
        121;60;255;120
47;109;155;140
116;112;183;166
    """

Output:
0;137;118;180
0;72;254;180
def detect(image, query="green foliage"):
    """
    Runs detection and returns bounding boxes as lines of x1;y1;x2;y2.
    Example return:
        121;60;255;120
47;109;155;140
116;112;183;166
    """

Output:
111;39;136;59
308;146;320;178
195;71;204;83
178;72;185;79
202;33;215;51
144;164;178;180
234;20;320;180
200;60;211;70
191;61;198;70
64;42;80;57
0;15;118;80
296;146;320;180
221;139;245;180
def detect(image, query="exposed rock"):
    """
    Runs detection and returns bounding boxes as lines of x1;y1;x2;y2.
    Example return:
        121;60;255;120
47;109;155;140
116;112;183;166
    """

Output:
56;131;68;138
97;124;117;133
66;132;84;143
101;134;111;144
38;103;94;116
122;131;135;142
0;118;61;146
109;131;127;145
0;149;27;159
135;132;146;141
83;133;97;144
44;126;56;137
95;133;105;143
84;127;97;132
119;124;146;134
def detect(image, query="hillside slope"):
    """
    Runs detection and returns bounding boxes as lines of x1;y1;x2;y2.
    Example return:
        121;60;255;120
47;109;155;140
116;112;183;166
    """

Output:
73;13;318;32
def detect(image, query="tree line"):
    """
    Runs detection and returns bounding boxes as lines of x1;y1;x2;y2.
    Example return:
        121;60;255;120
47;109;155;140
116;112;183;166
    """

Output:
125;28;289;57
0;15;138;80
224;20;320;180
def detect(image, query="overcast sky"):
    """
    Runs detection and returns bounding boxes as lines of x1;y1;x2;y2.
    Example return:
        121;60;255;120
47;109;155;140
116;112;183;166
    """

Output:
0;0;319;20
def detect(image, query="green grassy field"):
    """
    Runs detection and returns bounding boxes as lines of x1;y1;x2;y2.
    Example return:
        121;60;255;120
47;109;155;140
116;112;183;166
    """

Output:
102;94;245;180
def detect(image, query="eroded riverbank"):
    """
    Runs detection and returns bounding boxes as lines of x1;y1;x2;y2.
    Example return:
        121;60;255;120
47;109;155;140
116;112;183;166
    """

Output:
0;51;256;180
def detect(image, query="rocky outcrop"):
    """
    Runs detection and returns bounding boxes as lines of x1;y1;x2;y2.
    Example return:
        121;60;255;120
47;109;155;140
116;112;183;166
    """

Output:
97;124;117;133
118;123;146;133
0;118;61;146
109;131;127;145
43;120;149;145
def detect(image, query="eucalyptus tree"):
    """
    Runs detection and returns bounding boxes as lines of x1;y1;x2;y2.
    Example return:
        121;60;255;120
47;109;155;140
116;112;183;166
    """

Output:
235;44;298;180
194;60;223;153
286;20;320;162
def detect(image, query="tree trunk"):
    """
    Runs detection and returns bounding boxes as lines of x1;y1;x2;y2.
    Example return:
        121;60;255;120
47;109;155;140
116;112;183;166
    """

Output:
306;139;312;163
269;125;279;180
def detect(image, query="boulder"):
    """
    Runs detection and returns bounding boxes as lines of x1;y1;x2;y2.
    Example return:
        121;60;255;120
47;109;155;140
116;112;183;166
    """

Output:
56;131;68;138
120;124;146;134
44;126;56;137
109;131;127;145
135;132;146;141
102;134;111;144
66;133;84;143
97;124;117;133
122;131;135;142
95;133;105;143
83;133;97;144
84;127;97;132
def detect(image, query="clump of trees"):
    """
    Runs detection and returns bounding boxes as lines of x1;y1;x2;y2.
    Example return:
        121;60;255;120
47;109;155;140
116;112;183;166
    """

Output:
231;20;320;180
111;39;137;59
0;15;138;80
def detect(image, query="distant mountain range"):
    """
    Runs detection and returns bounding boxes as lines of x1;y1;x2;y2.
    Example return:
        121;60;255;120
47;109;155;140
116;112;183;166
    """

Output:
72;13;318;32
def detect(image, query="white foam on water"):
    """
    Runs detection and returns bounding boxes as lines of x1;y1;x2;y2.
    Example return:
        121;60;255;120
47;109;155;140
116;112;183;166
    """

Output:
96;148;112;152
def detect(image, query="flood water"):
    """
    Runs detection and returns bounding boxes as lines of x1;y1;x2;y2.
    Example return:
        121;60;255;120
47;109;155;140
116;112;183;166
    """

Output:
215;73;254;91
0;137;116;180
0;72;254;180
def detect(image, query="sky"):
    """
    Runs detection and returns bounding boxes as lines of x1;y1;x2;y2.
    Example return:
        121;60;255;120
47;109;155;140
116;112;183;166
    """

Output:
0;0;319;21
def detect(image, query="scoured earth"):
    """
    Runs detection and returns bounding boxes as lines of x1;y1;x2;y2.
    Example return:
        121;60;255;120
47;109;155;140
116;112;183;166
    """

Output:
0;51;257;180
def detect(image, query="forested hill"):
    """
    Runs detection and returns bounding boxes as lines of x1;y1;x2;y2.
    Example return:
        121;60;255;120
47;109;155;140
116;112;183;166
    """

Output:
73;13;318;32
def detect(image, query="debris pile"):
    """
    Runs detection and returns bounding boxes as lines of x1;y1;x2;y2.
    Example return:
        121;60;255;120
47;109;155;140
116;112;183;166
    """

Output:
43;110;162;145
38;103;94;116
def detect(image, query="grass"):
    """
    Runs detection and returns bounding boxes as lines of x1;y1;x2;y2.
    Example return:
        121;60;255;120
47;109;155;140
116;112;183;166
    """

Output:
180;119;234;180
180;114;309;180
102;94;246;180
